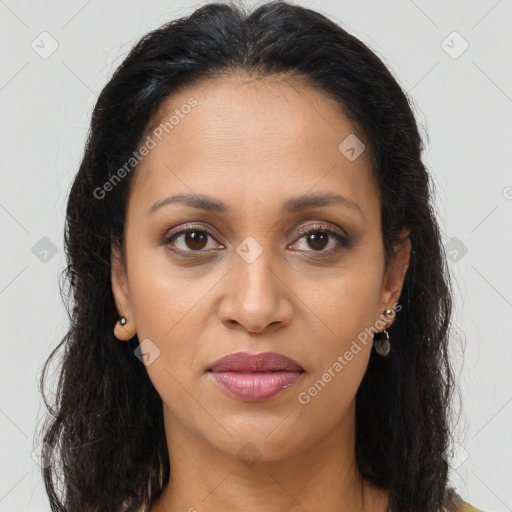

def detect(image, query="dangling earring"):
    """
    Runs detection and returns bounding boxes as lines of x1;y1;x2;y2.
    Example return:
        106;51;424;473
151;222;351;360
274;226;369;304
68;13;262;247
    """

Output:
119;316;127;326
374;308;393;357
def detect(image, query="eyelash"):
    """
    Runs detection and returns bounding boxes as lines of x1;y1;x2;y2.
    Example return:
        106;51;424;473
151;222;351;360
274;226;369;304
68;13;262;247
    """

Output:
162;223;351;258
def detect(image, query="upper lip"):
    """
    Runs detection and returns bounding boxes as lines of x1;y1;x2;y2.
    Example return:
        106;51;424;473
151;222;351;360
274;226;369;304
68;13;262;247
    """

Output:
207;351;304;372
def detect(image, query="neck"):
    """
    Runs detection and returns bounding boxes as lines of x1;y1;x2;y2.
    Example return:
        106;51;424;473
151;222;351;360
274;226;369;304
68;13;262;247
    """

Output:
151;400;388;512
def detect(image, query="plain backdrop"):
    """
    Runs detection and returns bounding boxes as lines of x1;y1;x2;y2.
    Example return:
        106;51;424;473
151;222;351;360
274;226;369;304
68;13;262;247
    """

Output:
0;0;511;510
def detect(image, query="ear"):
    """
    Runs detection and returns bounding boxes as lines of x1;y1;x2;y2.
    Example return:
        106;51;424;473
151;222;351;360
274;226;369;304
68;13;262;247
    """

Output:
377;228;411;327
111;244;136;341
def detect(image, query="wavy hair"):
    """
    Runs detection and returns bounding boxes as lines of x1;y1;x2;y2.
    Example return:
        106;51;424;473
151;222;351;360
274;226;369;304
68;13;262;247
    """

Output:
37;1;463;511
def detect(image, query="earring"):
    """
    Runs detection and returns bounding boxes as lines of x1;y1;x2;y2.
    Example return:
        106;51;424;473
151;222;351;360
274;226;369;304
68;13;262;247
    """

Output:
119;316;127;326
374;308;394;357
374;328;390;356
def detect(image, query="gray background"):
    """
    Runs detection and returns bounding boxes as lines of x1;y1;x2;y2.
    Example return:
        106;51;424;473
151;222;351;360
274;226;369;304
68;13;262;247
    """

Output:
0;0;511;510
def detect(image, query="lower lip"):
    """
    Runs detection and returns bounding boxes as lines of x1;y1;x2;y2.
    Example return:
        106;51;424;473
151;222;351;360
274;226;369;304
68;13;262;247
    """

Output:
208;370;304;401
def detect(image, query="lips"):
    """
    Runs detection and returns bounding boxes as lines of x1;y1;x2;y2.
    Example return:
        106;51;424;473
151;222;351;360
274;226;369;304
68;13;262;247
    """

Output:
206;352;305;401
207;351;304;373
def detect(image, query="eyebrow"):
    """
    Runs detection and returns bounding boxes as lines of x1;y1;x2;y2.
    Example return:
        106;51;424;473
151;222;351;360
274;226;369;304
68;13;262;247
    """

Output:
149;194;228;214
148;192;363;217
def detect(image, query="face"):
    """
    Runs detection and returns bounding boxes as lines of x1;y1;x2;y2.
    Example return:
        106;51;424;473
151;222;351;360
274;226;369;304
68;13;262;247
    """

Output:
111;75;410;463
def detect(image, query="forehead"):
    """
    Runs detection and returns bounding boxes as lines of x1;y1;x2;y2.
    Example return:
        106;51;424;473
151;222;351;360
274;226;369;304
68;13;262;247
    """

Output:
128;74;377;219
144;74;365;153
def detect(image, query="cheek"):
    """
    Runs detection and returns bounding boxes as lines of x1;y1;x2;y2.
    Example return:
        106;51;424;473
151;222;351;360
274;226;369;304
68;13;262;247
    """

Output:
306;261;383;348
294;282;378;436
126;241;213;339
128;278;209;437
123;248;209;400
298;264;382;401
292;344;370;456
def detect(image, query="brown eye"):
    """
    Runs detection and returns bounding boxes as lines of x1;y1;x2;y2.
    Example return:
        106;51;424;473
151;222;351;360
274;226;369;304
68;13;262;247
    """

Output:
305;232;329;251
163;226;224;255
289;225;351;255
182;231;208;250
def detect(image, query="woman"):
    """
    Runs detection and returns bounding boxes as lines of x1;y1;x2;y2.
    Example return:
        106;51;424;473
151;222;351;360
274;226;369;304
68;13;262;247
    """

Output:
37;1;483;511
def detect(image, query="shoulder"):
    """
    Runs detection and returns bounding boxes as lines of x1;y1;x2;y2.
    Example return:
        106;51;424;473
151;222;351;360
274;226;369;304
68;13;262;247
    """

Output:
444;487;485;512
454;500;485;512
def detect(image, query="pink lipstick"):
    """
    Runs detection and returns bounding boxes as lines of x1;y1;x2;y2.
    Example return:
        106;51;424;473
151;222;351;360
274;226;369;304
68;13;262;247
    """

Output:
207;351;305;401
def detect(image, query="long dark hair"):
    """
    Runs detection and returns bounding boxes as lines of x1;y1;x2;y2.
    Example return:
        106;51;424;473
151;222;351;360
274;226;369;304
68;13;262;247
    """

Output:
37;1;463;511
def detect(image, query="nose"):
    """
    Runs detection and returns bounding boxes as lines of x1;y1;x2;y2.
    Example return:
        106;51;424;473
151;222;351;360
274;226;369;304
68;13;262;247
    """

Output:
217;248;294;335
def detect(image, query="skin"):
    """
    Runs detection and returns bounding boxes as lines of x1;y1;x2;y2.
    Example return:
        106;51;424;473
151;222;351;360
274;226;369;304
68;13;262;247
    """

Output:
111;74;411;512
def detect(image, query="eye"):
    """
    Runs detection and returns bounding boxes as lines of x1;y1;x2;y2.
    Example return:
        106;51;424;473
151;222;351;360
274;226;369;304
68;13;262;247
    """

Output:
163;226;224;255
162;223;351;258
289;225;350;254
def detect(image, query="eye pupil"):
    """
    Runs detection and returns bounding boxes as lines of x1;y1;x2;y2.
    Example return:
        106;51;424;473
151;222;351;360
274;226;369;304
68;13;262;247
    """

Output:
307;232;328;251
186;231;207;250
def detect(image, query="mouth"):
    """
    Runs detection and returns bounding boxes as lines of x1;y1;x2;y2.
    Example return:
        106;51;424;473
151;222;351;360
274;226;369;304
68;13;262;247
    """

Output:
207;369;305;401
207;351;304;373
206;351;305;401
208;370;303;373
